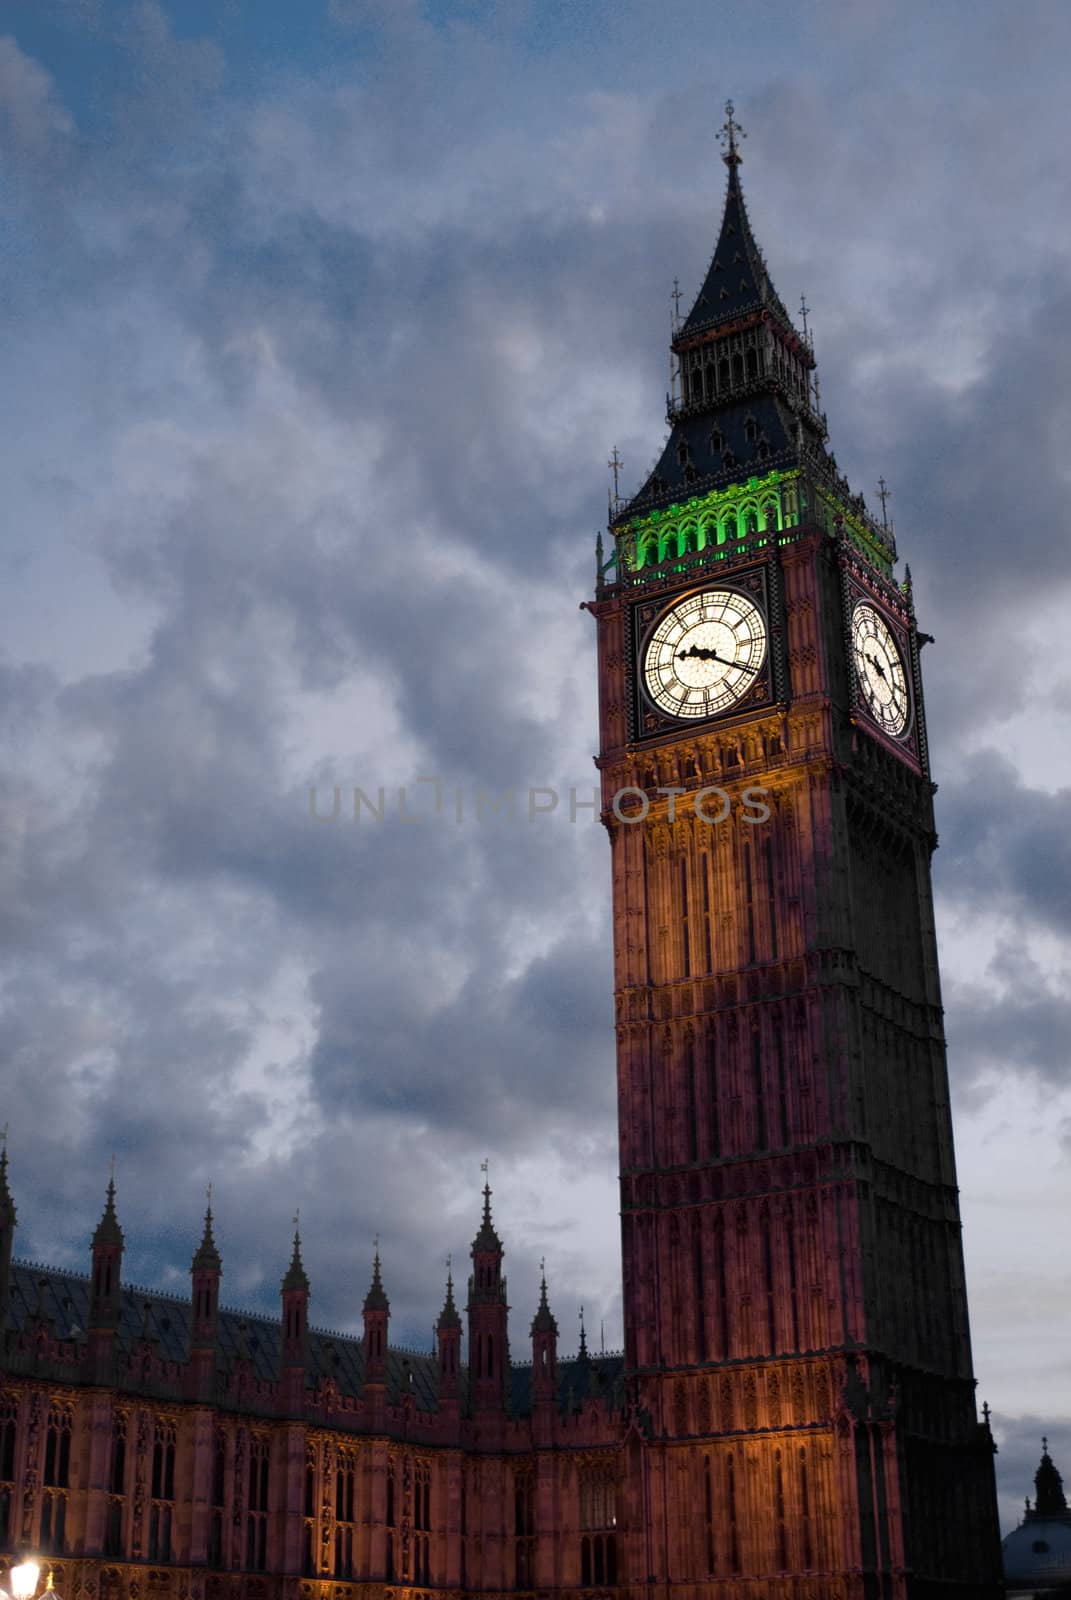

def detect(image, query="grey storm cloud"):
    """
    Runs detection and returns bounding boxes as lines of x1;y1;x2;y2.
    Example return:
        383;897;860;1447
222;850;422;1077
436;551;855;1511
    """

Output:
3;0;1071;1517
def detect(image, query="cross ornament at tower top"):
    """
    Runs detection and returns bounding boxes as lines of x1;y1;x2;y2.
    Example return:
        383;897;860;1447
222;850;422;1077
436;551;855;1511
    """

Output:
719;100;745;167
877;476;892;530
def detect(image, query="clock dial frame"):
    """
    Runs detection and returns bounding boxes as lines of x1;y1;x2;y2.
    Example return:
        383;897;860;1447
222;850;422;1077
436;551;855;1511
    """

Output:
851;600;910;737
641;587;769;722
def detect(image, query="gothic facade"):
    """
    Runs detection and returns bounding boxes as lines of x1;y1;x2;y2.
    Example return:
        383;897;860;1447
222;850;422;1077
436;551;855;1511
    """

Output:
1;109;1005;1600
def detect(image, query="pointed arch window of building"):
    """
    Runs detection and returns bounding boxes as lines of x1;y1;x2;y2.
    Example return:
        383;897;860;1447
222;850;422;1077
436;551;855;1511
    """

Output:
800;1448;814;1567
746;347;758;379
246;1432;270;1571
149;1417;176;1562
718;357;730;389
514;1468;536;1589
727;1452;741;1573
676;440;692;469
722;451;737;473
679;856;691;978
709;428;724;456
105;1409;127;1558
41;1401;73;1553
775;1449;788;1568
208;1430;226;1568
413;1457;432;1586
703;1455;716;1573
579;1466;618;1587
744;416;759;443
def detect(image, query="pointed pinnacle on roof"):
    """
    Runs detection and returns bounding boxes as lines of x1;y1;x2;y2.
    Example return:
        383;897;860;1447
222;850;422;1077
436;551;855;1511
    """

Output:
93;1169;124;1250
363;1239;390;1314
472;1160;503;1253
191;1186;222;1273
281;1217;309;1293
578;1303;589;1360
531;1258;558;1336
437;1257;462;1331
677;101;797;346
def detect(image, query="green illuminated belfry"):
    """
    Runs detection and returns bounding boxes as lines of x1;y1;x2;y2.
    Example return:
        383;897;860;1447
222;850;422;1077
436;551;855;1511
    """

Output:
607;100;896;584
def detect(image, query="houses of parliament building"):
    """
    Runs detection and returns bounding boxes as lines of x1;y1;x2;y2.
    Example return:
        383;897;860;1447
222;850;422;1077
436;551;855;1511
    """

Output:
0;109;1006;1600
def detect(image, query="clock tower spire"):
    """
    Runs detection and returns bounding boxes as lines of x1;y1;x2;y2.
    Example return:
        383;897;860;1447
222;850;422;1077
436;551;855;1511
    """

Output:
589;106;1003;1597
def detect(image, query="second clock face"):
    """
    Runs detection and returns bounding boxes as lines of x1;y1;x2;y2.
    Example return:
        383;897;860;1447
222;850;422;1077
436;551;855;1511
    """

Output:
643;588;767;720
851;601;910;736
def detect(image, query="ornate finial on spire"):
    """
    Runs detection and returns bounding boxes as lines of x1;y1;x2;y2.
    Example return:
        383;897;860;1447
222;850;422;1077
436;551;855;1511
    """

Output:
982;1400;991;1426
877;476;891;531
578;1303;588;1358
671;277;683;331
718;99;746;168
1044;1436;1050;1454
799;292;811;343
608;446;623;513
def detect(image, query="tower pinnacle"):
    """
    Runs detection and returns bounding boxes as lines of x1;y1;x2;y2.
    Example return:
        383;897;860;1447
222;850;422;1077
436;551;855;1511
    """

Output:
282;1220;309;1292
363;1241;390;1313
93;1174;124;1248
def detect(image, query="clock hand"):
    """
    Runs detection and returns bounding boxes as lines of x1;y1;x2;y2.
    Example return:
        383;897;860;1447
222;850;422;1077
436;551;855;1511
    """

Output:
864;652;889;681
677;645;759;675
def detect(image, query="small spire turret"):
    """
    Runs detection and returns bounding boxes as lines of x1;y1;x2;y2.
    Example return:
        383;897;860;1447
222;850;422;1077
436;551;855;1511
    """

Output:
530;1260;558;1412
280;1216;310;1411
192;1191;222;1273
88;1166;125;1375
362;1239;390;1396
1034;1439;1069;1518
437;1261;462;1331
93;1174;124;1250
282;1222;309;1293
188;1187;222;1396
437;1258;462;1405
530;1261;558;1336
363;1243;390;1314
467;1165;510;1414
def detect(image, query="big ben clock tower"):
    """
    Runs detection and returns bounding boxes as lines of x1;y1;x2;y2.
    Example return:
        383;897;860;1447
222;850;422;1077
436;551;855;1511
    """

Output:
590;106;1005;1597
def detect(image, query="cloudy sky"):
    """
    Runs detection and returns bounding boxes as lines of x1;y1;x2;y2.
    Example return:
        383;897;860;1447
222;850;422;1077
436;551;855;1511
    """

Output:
3;0;1071;1531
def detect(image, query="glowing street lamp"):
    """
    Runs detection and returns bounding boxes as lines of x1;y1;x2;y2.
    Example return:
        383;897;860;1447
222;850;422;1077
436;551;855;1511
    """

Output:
4;1564;61;1600
8;1565;40;1600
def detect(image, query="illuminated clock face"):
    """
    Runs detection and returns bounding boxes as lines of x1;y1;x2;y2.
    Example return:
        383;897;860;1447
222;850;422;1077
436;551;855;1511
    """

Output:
851;601;910;736
643;588;767;720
